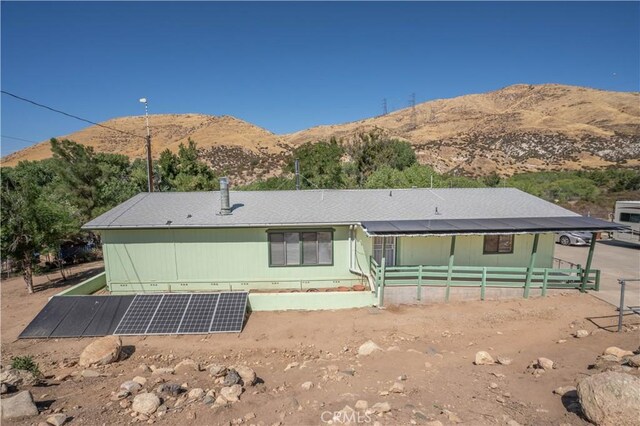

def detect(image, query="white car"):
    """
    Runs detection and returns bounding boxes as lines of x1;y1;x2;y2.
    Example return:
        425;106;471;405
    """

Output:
555;231;593;246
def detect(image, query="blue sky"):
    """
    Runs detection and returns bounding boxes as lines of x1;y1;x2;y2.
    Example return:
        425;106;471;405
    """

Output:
2;1;639;156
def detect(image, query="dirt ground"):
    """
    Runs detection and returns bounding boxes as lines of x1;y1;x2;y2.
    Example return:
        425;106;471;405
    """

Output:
1;263;639;426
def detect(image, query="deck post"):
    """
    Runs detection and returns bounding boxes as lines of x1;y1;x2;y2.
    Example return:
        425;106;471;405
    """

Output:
379;257;386;307
541;268;549;297
580;233;597;292
445;236;456;302
523;233;540;299
480;267;487;301
417;264;423;301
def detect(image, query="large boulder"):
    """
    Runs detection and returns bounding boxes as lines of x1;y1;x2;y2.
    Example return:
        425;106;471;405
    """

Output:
577;372;640;426
1;390;39;420
474;351;495;365
79;336;122;367
220;384;243;402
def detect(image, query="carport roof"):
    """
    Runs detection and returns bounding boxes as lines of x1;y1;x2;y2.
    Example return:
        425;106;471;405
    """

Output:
361;216;625;236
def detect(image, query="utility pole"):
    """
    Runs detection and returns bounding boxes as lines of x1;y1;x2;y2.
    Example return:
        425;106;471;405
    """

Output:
295;159;301;190
382;98;388;116
139;98;154;192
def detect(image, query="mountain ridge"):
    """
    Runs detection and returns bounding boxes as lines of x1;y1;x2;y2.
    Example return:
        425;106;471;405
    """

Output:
3;83;639;182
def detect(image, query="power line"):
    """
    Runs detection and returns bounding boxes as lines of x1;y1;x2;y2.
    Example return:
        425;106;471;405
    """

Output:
1;134;38;144
1;90;145;140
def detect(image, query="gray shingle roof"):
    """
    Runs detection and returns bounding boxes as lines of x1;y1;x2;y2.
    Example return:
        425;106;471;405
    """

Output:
83;188;581;230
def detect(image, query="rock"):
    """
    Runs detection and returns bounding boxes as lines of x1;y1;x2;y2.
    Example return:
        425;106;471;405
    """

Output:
284;362;299;371
81;369;100;378
207;364;227;378
358;340;382;356
0;368;38;387
234;365;257;386
0;383;7;394
506;420;522;426
220;384;243;402
496;356;512;366
188;388;205;399
175;359;200;373
369;402;391;414
389;382;405;393
474;351;494;365
575;329;590;338
244;412;256;421
425;422;443;426
398;374;407;381
1;390;39;420
223;369;241;386
553;386;578;397
628;354;640;368
604;347;634;358
132;393;161;415
110;390;130;401
355;400;368;410
121;380;143;393
213;395;228;407
301;381;313;390
46;413;69;426
156;383;183;396
150;367;174;375
132;376;147;386
442;409;462;423
536;357;554;370
578;372;640;426
489;382;498;389
78;335;122;367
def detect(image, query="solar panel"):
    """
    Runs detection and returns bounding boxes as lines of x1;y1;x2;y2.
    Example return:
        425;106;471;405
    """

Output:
114;294;164;335
146;294;192;334
209;292;248;333
177;293;220;334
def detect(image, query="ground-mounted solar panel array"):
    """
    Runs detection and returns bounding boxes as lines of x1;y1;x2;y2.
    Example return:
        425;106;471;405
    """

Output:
114;292;248;335
19;292;248;339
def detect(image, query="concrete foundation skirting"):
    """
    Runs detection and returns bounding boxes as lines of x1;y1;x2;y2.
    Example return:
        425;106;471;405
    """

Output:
248;291;376;311
384;286;568;305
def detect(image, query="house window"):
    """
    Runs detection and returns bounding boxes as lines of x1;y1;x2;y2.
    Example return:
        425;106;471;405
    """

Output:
373;237;396;266
620;212;640;223
269;231;333;266
483;234;514;254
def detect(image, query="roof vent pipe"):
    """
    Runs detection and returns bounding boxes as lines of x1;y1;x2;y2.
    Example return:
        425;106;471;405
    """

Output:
219;177;232;215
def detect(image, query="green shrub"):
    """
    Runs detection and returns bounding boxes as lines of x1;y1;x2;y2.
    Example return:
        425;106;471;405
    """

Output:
11;355;41;377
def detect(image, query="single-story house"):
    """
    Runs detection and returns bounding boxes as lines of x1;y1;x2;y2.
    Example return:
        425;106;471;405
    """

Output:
82;181;620;308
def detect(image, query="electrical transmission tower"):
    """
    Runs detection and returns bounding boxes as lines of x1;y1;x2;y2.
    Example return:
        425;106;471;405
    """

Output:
382;98;388;116
409;92;417;130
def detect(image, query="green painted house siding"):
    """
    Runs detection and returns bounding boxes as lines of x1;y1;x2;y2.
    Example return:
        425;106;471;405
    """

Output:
102;226;360;292
397;233;555;268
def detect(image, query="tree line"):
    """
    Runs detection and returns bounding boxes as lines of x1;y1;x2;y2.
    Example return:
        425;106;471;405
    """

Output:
2;134;639;293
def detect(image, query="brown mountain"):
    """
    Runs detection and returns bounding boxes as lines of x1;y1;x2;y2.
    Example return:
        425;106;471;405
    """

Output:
3;84;639;181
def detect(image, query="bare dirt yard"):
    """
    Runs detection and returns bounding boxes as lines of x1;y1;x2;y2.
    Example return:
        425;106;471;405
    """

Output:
1;263;639;426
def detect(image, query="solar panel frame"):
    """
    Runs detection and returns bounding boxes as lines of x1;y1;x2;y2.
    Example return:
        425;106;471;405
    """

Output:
177;293;220;334
209;292;248;333
113;294;164;335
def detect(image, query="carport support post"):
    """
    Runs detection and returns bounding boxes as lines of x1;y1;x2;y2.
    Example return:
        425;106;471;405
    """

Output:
523;233;540;299
445;236;456;302
580;233;597;292
379;257;386;307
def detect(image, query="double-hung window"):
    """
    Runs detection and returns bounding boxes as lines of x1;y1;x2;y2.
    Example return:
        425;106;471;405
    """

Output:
483;234;514;254
269;230;333;266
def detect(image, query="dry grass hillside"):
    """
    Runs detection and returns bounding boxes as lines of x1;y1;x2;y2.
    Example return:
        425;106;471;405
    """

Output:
3;84;639;180
284;84;640;175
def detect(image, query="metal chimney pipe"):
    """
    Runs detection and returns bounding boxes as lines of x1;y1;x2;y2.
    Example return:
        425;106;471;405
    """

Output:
219;177;232;215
